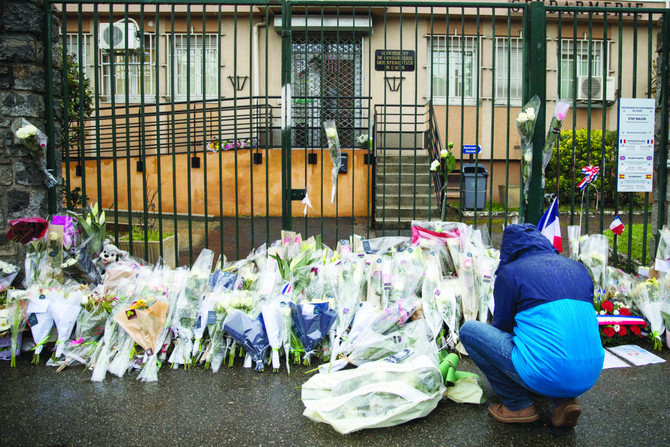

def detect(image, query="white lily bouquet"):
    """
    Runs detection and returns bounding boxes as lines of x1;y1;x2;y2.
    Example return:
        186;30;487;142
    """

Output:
323;120;341;203
12;119;57;187
541;100;571;186
0;260;19;292
567;225;581;261
515;96;540;201
579;234;609;290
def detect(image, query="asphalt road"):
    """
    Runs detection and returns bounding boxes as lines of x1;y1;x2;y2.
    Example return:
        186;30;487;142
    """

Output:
1;346;669;447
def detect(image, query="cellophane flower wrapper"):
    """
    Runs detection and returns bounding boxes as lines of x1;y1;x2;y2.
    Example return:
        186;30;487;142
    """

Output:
138;267;184;382
26;293;55;364
654;225;670;275
223;309;270;371
542;101;571;172
90;306;123;382
0;260;19;292
434;277;462;348
7;291;28;367
290;301;337;365
261;300;285;372
458;254;478;325
49;288;83;358
516;96;541;200
567;225;581;261
420;258;447;340
323;120;341;203
476;256;499;323
56;295;111;370
347;319;435;367
23;236;50;289
12;118;57;188
301;348;445;434
579;234;609;290
605;267;636;308
630;277;670;350
61;234;103;285
169;249;213;368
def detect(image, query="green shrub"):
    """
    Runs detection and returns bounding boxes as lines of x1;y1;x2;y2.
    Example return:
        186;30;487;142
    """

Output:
544;129;642;209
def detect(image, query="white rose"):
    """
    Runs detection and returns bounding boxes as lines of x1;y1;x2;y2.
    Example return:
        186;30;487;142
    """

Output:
0;316;10;332
526;108;536;121
325;127;337;139
16;124;38;139
430;160;441;172
613;309;620;315
613;324;621;333
523;151;532;162
599;310;606;315
440;149;450;159
517;112;528;123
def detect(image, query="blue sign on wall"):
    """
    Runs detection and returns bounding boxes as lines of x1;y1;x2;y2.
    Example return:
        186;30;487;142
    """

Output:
462;144;482;154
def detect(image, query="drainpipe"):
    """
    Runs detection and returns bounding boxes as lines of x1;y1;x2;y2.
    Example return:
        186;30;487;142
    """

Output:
253;22;265;99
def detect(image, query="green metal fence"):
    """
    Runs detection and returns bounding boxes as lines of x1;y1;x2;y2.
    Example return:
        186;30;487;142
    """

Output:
45;0;669;270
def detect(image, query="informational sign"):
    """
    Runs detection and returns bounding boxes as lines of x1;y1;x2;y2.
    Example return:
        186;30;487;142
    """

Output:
617;98;655;192
374;50;415;72
462;144;482;155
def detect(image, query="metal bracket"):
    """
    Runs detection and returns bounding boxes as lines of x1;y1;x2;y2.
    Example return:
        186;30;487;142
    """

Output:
385;76;405;92
290;189;306;201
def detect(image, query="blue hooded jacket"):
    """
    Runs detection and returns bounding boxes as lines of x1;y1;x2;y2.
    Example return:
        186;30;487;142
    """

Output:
494;224;604;398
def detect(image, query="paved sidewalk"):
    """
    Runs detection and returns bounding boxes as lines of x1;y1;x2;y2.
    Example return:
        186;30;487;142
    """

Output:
1;346;668;447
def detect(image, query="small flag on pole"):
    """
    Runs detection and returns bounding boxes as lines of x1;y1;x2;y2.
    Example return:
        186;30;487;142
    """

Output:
537;197;563;253
609;215;625;236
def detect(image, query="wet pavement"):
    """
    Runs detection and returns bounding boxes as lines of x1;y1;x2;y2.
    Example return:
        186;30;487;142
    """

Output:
1;346;669;447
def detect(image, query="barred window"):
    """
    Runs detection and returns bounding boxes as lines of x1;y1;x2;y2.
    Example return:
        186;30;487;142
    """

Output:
101;34;155;103
559;39;606;98
427;35;480;105
170;34;220;99
494;37;523;105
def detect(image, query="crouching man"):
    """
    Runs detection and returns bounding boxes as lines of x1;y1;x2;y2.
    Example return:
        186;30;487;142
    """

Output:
460;224;604;428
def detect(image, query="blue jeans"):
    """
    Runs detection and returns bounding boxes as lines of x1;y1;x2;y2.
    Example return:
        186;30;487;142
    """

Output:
459;320;567;411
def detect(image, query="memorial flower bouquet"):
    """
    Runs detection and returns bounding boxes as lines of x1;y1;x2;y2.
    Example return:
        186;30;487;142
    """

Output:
516;96;540;201
654;225;670;275
7;290;28;367
289;301;337;365
223;309;270;371
0;260;19;292
26;289;55;364
594;296;646;346
579;234;609;290
542;100;571;183
429;141;457;221
629;276;670;350
567;225;581;261
323;120;341;203
12;119;57;187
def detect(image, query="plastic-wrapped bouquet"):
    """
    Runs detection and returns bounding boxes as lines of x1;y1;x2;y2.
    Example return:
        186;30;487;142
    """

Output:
579;234;609;290
629;276;670;350
542;100;571;184
654;225;670;276
25;288;55;364
0;260;19;292
323;120;341;203
12;119;57;187
567;225;581;261
516;96;540;201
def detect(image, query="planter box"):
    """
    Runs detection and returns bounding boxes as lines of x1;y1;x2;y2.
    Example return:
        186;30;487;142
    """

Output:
118;234;177;268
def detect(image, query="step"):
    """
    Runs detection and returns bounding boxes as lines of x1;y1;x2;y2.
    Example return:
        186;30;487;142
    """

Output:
375;205;441;219
376;162;433;175
376;183;433;196
376;194;438;208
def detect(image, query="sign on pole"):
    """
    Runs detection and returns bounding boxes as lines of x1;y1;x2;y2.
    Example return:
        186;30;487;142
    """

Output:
462;144;482;155
617;98;655;192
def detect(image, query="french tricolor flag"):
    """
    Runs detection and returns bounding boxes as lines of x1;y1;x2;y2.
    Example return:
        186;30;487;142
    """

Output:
610;215;625;236
537;197;562;253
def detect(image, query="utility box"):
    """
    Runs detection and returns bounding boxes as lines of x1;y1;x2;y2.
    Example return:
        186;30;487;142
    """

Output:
461;164;489;210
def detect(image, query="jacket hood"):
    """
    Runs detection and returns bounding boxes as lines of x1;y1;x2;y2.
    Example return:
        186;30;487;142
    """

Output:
498;223;558;269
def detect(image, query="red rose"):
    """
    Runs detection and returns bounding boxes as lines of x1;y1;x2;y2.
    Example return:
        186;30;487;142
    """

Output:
619;307;631;316
603;326;616;337
617;325;627;336
5;217;49;244
630;325;642;336
601;301;614;313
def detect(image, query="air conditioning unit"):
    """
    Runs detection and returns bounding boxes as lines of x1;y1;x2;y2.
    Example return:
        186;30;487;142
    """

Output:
99;22;140;51
577;76;616;102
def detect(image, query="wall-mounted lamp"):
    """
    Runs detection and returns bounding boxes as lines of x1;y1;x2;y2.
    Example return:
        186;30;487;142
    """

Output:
253;152;263;164
384;76;404;92
308;153;317;165
136;160;144;173
228;75;249;91
191;156;201;169
75;165;82;176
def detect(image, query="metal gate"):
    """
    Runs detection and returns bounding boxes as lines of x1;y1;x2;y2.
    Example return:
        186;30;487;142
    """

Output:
45;1;669;269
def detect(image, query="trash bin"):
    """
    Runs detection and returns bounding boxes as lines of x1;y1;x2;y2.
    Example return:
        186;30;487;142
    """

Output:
461;164;489;210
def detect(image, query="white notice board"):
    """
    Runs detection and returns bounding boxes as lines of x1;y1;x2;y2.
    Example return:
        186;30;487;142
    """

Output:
617;98;655;192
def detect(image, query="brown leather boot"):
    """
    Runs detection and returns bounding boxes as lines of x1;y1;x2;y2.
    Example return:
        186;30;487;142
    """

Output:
488;403;539;423
551;398;582;428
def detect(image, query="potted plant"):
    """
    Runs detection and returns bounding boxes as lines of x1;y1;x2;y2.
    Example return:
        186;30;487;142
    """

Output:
117;184;177;268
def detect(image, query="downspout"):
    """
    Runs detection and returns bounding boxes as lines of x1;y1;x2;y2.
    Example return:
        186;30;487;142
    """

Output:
253;22;265;99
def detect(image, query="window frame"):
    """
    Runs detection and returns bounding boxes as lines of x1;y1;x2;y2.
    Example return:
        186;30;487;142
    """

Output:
493;36;523;107
169;33;221;101
100;33;156;104
558;38;608;100
426;34;481;106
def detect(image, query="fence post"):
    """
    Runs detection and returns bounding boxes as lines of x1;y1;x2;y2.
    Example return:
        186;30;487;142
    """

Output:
522;1;546;225
656;12;670;237
281;0;293;230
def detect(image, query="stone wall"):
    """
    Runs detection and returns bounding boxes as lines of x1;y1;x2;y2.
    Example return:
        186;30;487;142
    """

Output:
0;0;61;265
